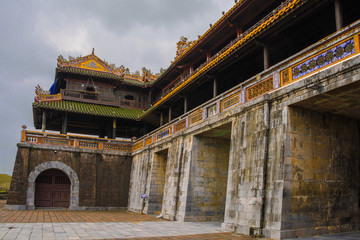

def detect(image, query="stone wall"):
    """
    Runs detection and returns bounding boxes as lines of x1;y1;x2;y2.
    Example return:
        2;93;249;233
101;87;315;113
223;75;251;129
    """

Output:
7;143;131;210
280;107;360;238
185;136;230;222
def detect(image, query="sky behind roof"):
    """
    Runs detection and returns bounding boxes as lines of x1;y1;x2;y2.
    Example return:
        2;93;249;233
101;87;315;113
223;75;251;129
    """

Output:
0;0;235;174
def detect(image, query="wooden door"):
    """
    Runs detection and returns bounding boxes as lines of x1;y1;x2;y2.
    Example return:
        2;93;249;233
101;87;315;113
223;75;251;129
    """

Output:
35;169;70;208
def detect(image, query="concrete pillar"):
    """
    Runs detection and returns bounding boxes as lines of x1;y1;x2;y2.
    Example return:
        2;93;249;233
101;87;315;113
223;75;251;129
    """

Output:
61;113;68;134
112;118;117;139
169;107;172;122
264;44;269;70
41;111;46;132
334;0;343;31
184;96;188;113
213;78;217;98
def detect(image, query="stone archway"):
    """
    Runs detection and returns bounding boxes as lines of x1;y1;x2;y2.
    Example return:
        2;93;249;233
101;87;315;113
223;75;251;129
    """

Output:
27;161;79;210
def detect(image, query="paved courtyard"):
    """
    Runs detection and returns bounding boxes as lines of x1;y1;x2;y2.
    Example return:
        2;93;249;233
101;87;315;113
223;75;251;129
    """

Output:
1;200;360;239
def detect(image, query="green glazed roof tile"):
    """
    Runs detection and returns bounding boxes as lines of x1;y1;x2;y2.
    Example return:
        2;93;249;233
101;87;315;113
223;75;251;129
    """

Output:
33;100;144;120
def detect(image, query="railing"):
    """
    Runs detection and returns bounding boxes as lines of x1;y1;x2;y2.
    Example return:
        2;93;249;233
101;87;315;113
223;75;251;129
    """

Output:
157;0;304;102
60;89;149;110
21;130;133;152
133;20;360;152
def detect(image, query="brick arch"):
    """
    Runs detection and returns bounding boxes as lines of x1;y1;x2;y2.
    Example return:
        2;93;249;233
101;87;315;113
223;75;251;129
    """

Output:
26;161;79;210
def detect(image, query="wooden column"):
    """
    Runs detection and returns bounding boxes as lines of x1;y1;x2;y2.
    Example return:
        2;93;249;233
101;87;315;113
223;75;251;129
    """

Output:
112;118;117;139
236;28;242;38
213;78;217;98
184;96;188;113
206;53;211;61
61;113;68;134
168;107;172;122
41;111;46;132
148;91;152;104
334;0;343;31
264;44;269;70
160;112;163;126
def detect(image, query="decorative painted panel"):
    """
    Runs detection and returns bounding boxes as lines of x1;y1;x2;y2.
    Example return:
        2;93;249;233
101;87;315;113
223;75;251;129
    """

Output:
133;141;144;151
174;119;187;133
156;127;172;141
292;38;355;81
221;94;240;112
145;137;153;146
207;104;217;118
189;110;203;126
247;77;274;101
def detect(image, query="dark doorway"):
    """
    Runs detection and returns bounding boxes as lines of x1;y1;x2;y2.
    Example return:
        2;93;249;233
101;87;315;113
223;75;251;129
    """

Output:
35;169;71;208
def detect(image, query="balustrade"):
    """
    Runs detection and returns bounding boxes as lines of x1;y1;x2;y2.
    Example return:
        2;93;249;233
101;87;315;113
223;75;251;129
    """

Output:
20;130;132;152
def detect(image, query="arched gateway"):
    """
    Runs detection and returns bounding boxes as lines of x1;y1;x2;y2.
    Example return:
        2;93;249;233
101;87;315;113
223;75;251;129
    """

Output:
27;161;79;210
35;169;71;207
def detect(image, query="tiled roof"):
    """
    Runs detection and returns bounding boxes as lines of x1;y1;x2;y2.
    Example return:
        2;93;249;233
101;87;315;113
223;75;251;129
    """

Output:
33;100;144;120
56;67;148;87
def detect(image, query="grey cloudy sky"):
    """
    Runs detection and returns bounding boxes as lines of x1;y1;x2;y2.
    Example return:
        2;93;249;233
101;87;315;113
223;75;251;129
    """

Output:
0;0;235;174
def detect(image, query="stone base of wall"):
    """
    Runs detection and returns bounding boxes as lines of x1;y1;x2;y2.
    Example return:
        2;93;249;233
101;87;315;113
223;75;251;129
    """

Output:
279;224;360;239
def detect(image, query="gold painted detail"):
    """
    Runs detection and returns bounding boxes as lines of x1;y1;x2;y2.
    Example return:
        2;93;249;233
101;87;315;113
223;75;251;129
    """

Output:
281;69;291;86
145;137;153;146
247;77;274;101
57;52;159;83
35;94;62;103
221;94;239;111
190;111;203;126
174;119;187;133
133;141;144;151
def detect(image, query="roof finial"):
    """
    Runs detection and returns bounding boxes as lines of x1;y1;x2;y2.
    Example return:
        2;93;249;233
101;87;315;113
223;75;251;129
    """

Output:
92;48;95;54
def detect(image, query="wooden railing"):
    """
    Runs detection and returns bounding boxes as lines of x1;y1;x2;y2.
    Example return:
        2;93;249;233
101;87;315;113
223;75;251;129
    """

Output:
21;130;133;152
133;20;360;152
60;89;149;110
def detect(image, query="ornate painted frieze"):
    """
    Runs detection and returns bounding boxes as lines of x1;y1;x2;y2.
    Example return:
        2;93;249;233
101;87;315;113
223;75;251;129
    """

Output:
133;141;144;151
292;38;355;80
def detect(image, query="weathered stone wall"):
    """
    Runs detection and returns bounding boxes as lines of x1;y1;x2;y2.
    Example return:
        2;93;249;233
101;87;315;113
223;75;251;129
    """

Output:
7;143;131;209
185;136;230;221
223;102;270;235
280;107;360;238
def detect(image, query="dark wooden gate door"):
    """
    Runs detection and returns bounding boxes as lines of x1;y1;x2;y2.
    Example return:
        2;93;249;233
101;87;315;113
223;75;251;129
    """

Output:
35;169;71;208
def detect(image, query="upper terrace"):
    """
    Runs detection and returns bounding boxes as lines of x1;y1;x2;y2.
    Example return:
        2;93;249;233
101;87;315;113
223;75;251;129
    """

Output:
29;18;360;153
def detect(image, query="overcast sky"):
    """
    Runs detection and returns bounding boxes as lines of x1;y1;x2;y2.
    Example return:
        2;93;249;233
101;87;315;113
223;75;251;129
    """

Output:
0;0;236;174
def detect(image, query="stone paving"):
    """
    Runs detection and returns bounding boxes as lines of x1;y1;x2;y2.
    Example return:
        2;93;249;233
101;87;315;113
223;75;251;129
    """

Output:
1;201;360;239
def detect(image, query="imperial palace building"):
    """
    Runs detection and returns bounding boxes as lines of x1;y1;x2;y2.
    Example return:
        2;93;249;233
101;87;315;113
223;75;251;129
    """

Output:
6;0;360;239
